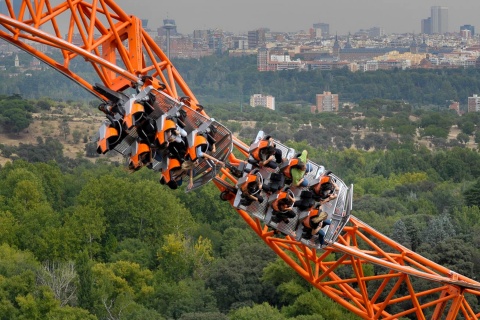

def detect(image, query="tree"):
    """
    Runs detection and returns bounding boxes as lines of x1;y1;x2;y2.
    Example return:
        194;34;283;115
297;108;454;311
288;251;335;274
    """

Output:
457;132;470;144
37;261;77;307
229;302;285;320
418;238;476;278
391;220;409;247
282;289;361;319
60;119;70;140
206;241;276;312
63;205;106;257
76;176;196;244
72;129;82;144
76;251;94;312
463;179;480;207
91;261;155;319
422;214;456;246
157;233;214;282
152;279;218;319
421;125;449;139
458;119;475;135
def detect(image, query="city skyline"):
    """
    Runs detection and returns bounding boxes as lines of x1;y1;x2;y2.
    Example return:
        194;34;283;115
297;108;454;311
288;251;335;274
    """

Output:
115;0;479;35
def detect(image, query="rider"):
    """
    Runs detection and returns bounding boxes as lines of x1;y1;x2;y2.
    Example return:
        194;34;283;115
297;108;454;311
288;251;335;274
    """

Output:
270;189;296;224
310;172;340;204
282;150;312;187
186;129;224;166
249;135;283;169
239;170;264;206
302;207;331;245
159;158;195;190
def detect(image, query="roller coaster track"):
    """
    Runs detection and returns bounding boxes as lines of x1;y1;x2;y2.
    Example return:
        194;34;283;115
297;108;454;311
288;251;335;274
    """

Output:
1;1;480;319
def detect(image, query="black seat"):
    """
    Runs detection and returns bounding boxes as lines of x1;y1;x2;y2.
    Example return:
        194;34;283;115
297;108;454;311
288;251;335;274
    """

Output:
294;191;315;211
263;173;285;193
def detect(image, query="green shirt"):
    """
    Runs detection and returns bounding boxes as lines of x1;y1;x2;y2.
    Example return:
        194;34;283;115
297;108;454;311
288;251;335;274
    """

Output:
291;150;308;186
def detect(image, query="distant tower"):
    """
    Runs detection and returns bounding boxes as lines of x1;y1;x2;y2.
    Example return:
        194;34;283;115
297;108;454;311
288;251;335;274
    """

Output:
410;34;418;54
332;34;340;59
14;54;19;67
431;6;448;34
163;19;176;60
344;33;353;49
257;47;269;71
419;35;428;53
421;17;432;35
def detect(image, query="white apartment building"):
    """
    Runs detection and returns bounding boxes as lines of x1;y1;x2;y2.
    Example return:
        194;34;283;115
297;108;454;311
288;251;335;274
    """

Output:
250;94;275;110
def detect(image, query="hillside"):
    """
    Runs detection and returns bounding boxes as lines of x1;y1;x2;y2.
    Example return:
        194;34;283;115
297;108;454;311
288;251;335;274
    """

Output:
0;106;477;167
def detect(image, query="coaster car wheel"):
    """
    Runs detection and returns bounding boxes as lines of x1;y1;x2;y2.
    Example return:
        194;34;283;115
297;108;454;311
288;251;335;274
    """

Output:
220;191;233;201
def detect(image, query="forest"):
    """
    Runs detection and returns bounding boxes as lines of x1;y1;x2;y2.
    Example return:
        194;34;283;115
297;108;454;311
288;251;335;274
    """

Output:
2;95;480;319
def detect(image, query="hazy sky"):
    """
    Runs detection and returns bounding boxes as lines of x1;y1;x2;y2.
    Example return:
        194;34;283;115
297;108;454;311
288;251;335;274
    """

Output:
114;0;479;35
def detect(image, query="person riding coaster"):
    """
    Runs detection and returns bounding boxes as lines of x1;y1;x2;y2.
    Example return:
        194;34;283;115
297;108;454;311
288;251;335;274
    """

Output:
301;207;331;246
154;114;188;162
280;157;300;182
155;115;178;147
270;188;296;224
185;128;224;166
238;169;264;207
159;157;195;190
127;140;152;172
96;115;124;154
248;136;283;169
310;171;340;204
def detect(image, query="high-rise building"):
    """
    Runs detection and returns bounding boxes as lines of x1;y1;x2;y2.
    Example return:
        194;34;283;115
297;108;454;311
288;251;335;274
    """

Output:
431;6;448;34
248;29;266;49
313;23;329;38
468;94;480;112
460;24;475;36
368;27;384;37
421;17;432;34
311;91;339;113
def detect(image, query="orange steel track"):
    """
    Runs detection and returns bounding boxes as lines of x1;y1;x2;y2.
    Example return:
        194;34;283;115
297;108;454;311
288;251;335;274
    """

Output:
1;1;480;319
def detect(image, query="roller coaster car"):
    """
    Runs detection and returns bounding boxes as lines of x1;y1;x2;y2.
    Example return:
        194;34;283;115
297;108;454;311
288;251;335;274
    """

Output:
128;141;152;171
96;117;123;154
